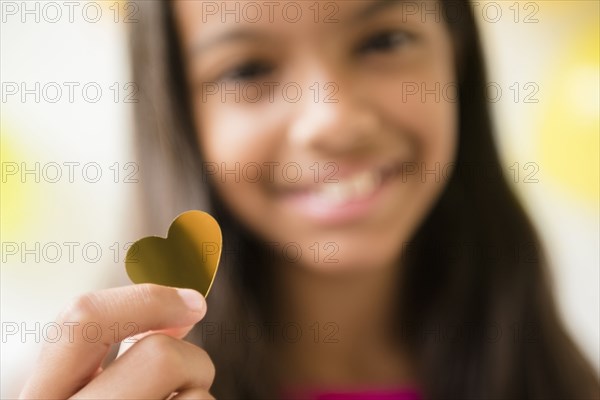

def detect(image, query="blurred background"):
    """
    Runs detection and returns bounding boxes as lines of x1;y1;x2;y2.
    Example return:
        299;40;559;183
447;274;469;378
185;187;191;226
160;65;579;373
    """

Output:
1;1;598;397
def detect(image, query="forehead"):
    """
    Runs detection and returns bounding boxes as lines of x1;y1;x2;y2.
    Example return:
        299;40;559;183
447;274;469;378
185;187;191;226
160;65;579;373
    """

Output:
173;0;443;46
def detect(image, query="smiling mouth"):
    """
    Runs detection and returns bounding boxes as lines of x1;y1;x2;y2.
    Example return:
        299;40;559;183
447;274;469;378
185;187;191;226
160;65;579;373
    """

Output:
280;161;406;207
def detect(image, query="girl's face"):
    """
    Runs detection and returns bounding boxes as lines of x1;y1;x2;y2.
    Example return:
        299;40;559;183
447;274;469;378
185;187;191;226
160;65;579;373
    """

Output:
174;0;457;271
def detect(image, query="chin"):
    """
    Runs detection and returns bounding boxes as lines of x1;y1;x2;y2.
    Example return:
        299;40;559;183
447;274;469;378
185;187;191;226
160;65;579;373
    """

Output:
291;238;402;274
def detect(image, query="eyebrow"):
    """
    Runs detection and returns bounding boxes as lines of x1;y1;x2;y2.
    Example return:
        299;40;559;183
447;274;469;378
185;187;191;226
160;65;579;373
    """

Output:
189;30;267;57
189;0;405;57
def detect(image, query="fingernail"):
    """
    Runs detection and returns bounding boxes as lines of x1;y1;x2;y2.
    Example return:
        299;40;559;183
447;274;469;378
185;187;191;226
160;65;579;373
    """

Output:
176;288;205;313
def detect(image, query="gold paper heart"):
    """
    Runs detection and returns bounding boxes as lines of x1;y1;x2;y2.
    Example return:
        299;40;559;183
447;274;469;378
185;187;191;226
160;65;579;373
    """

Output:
125;211;222;297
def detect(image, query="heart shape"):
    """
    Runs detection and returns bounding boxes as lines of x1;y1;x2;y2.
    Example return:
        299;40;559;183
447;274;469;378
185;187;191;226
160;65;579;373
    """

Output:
125;211;222;297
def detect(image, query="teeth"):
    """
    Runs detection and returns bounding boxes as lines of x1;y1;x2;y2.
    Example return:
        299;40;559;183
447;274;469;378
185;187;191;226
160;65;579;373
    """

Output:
310;170;382;205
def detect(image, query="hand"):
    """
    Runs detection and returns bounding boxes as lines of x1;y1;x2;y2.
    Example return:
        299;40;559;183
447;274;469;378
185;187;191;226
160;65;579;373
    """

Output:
19;284;215;399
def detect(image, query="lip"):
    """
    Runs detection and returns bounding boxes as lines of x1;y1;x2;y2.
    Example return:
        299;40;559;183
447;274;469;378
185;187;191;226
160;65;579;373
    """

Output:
277;161;405;225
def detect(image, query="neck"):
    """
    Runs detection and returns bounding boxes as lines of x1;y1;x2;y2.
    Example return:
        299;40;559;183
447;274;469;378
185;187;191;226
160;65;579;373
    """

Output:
275;260;400;335
270;259;415;390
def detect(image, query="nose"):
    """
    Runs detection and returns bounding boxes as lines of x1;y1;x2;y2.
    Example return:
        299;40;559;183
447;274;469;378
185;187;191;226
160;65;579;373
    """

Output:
287;72;381;156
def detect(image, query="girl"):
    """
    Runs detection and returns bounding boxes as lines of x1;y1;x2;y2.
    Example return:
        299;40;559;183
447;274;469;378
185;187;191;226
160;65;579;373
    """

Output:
20;1;600;399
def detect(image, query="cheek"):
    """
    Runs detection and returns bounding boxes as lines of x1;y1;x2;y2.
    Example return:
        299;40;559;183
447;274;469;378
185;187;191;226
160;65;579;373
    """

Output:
195;101;287;231
198;105;271;165
398;90;458;175
372;68;458;166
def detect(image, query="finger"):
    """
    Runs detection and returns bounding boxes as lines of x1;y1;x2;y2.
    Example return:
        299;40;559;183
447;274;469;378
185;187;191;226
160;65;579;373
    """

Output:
116;324;196;358
72;334;215;400
172;388;216;400
20;284;206;400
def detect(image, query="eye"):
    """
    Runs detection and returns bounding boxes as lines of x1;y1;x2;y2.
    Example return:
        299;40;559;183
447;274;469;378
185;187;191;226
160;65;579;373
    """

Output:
357;30;412;54
220;60;274;82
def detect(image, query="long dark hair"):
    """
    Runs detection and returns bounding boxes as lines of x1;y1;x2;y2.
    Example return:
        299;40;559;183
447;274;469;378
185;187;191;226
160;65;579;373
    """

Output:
129;1;599;398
